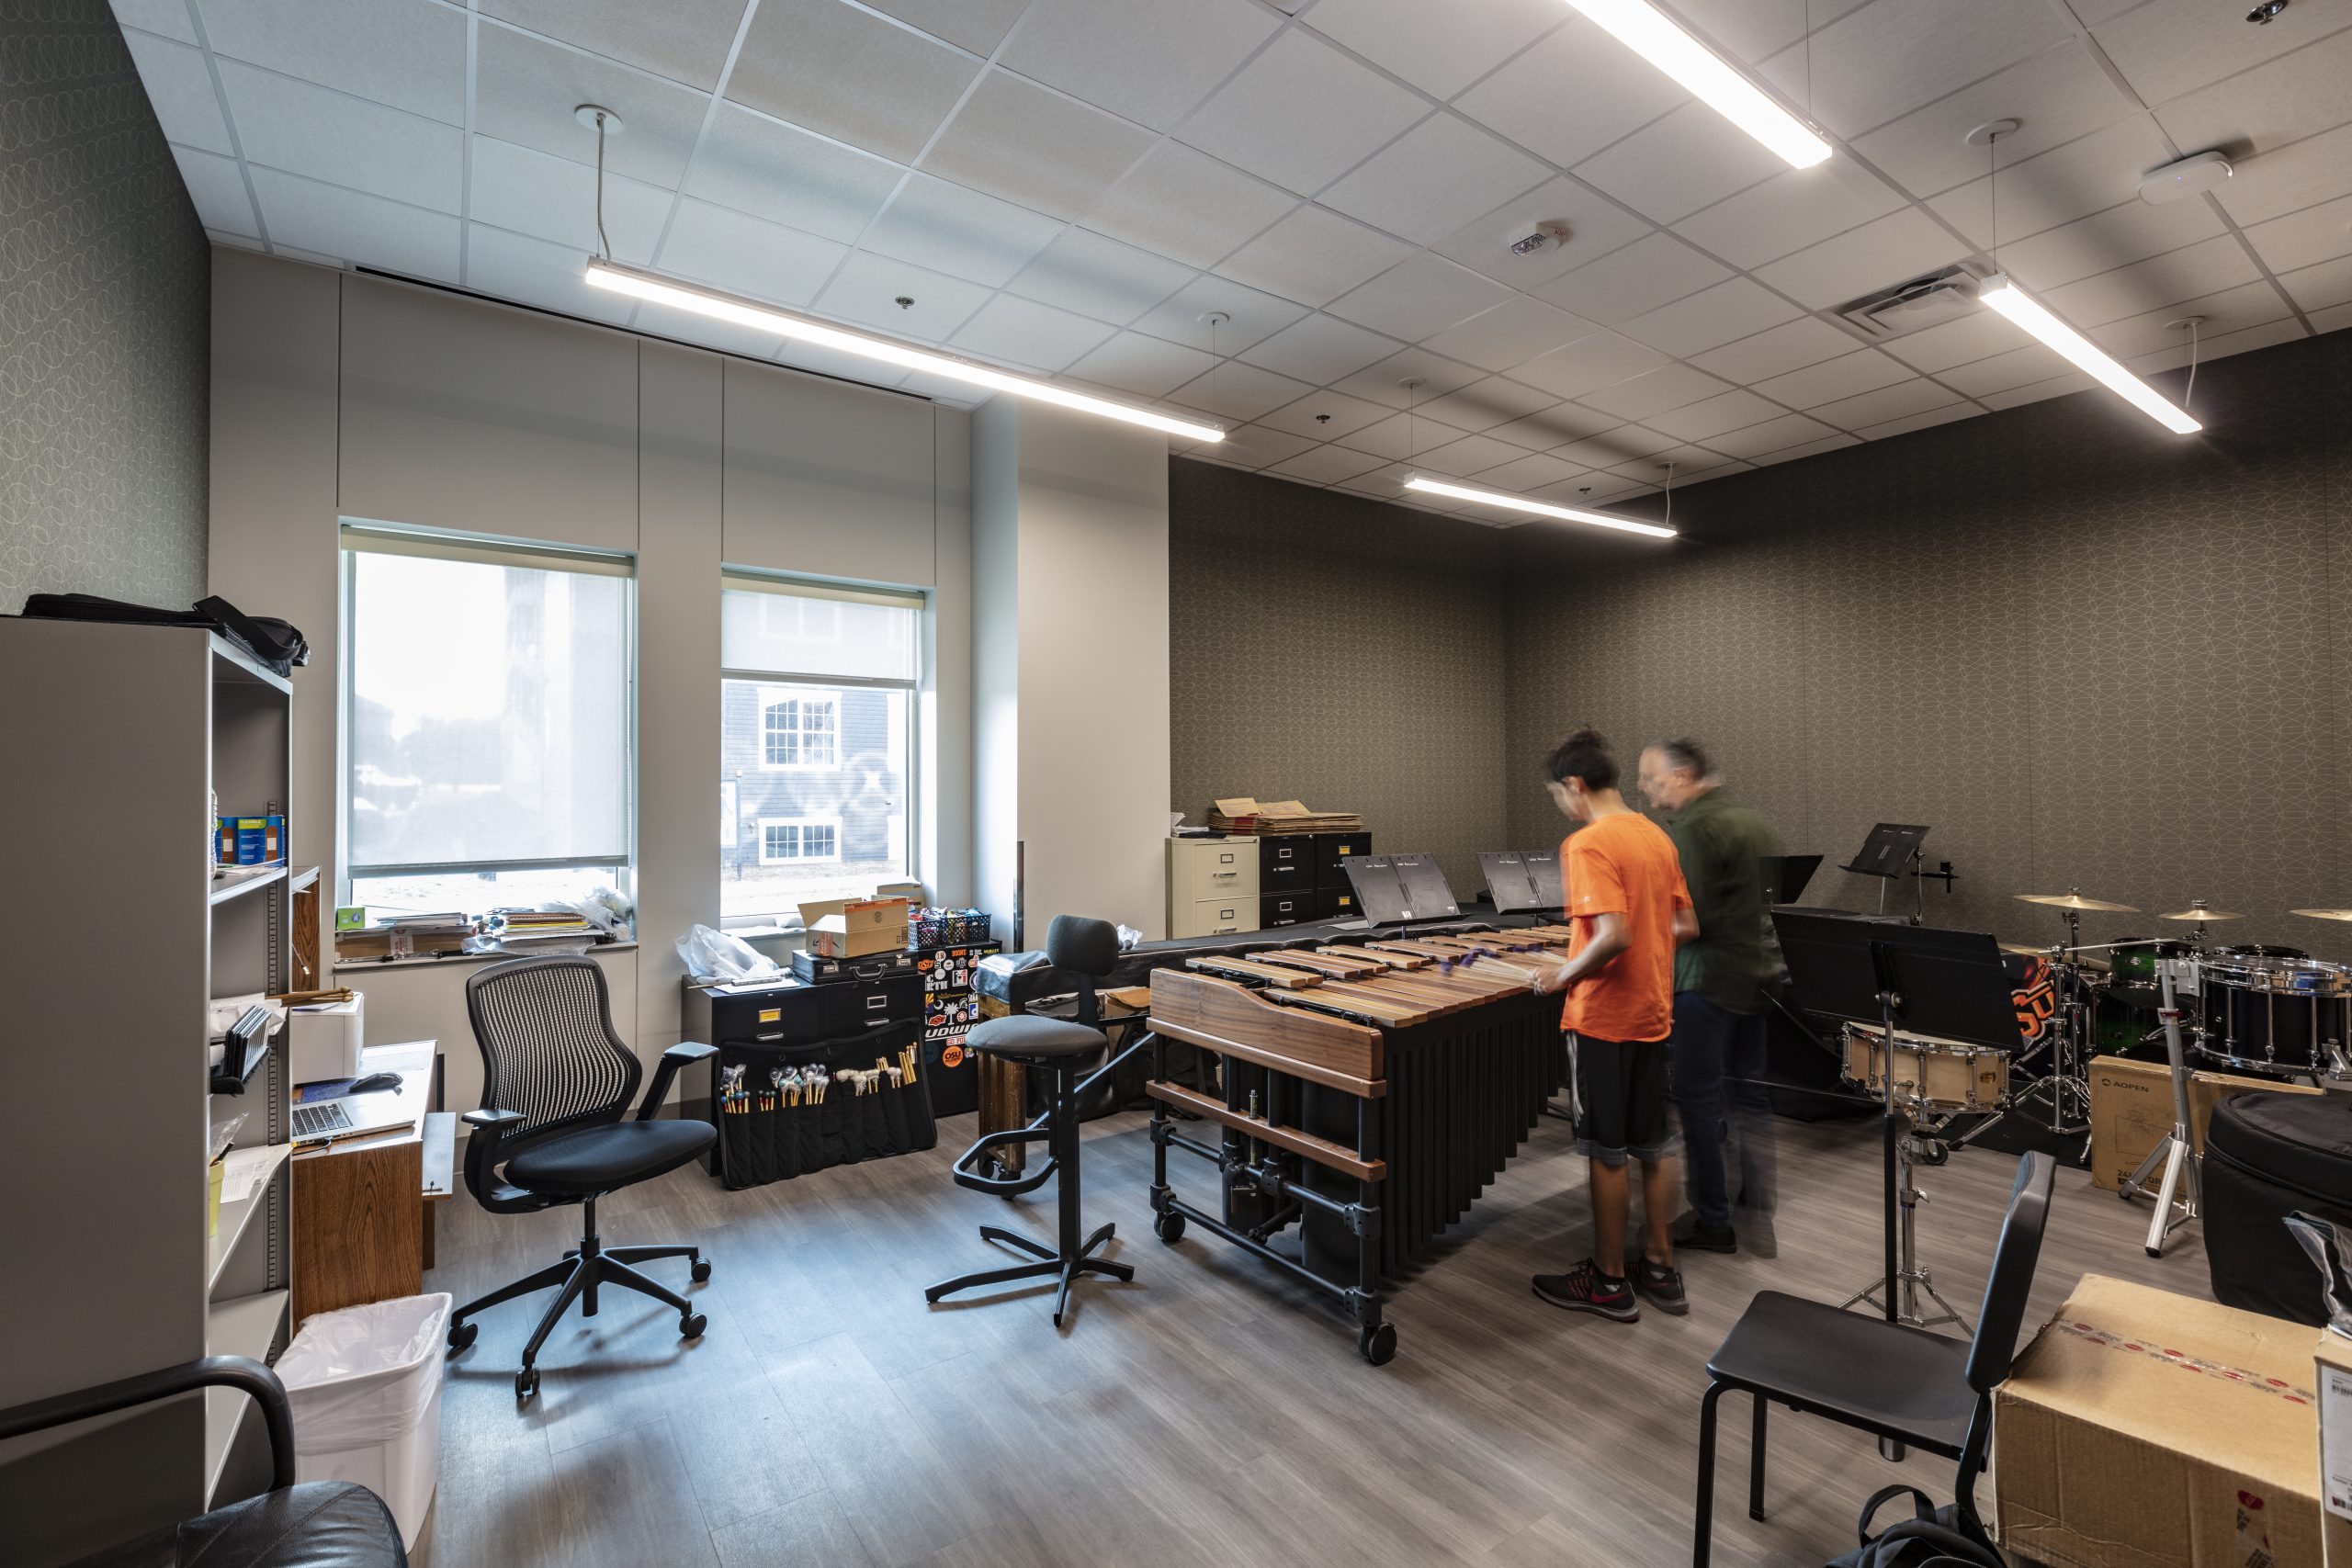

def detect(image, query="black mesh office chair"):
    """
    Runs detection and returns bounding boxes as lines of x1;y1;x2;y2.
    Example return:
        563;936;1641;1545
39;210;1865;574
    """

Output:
925;915;1136;1326
1690;1150;2055;1567
445;956;718;1399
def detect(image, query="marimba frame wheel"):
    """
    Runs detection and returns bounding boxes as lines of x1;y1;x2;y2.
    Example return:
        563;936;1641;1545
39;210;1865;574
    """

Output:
1154;1210;1187;1244
1358;1322;1396;1366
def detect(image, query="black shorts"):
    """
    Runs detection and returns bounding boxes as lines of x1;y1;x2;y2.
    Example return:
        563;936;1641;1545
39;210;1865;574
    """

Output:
1574;1033;1678;1168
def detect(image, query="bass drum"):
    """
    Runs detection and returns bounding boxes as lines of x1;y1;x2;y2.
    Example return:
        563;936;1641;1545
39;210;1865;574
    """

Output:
2190;947;2349;1077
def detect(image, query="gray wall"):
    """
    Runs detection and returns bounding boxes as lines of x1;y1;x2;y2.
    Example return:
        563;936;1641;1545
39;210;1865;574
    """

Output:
0;1;208;611
1169;459;1509;895
1499;329;2352;964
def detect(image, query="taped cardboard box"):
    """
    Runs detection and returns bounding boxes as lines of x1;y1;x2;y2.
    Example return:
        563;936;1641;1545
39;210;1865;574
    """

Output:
2323;1330;2352;1565
1996;1273;2323;1568
804;897;910;959
2086;1055;2324;1192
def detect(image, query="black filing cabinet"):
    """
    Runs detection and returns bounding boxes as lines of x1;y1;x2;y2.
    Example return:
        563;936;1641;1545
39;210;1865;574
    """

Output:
916;940;1000;1116
1260;835;1315;892
1315;831;1373;887
1261;891;1314;928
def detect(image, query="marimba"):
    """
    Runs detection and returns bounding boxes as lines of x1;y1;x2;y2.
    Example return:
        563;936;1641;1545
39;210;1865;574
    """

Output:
1144;927;1577;1363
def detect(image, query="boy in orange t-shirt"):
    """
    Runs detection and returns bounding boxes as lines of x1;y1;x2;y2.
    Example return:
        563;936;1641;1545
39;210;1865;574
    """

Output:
1532;728;1695;1323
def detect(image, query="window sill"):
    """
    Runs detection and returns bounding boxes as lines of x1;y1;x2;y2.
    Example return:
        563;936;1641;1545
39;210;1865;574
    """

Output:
334;940;639;974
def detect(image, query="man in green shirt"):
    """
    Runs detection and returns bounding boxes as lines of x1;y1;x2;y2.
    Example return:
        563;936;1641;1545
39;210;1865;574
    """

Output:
1638;739;1778;1255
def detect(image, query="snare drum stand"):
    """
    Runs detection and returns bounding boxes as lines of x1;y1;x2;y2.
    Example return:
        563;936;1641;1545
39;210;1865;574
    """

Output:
1840;993;1971;1337
2119;965;2199;1257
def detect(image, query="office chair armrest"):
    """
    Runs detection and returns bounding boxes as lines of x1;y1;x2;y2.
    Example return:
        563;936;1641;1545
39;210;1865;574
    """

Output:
462;1106;526;1197
638;1041;719;1120
0;1356;296;1493
461;1107;526;1130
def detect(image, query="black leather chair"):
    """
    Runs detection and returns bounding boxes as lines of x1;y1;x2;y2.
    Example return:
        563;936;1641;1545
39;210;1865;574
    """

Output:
925;915;1136;1327
1691;1150;2055;1567
0;1356;405;1567
444;956;718;1399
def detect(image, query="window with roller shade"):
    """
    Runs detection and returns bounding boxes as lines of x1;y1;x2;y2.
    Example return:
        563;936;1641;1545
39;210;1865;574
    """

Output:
342;525;634;919
720;574;919;924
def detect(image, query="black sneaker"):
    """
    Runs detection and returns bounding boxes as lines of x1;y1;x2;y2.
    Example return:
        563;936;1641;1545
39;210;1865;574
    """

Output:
1532;1259;1639;1322
1626;1256;1689;1316
1672;1213;1738;1254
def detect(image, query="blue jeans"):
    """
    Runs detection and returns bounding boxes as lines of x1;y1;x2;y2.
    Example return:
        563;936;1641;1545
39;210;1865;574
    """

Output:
1668;991;1775;1229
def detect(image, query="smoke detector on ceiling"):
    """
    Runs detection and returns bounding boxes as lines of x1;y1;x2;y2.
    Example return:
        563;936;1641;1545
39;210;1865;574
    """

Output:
1834;262;1992;340
2139;151;2233;205
1505;220;1570;257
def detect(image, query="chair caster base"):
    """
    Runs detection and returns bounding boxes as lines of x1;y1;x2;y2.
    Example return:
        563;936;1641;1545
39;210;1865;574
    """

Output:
680;1312;707;1339
514;1366;539;1401
447;1321;479;1353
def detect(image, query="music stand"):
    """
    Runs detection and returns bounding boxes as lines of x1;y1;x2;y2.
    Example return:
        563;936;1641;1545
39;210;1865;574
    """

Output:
1773;910;2021;1338
1843;824;1929;919
1342;854;1463;927
1758;852;1822;907
1479;850;1565;915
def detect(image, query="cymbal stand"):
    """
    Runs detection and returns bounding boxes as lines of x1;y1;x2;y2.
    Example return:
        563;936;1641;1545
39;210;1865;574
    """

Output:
2119;964;2199;1257
2007;908;2093;1141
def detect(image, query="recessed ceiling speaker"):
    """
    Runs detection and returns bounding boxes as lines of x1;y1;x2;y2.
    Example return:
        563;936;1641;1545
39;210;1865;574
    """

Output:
2139;151;2233;205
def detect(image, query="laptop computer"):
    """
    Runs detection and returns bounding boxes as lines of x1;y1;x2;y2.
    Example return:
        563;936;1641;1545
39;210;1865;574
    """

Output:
290;1089;414;1146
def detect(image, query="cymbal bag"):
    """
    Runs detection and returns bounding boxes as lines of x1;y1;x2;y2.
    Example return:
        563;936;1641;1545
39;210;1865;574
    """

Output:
2203;1090;2352;1325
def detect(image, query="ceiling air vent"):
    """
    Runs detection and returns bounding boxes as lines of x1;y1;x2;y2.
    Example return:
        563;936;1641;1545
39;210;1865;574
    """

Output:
1835;263;1988;340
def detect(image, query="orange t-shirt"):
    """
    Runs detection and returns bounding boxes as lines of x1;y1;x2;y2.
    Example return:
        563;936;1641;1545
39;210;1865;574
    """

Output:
1560;813;1691;1043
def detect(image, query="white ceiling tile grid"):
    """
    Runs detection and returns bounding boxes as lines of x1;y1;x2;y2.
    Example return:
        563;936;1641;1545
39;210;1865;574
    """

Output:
116;0;2347;524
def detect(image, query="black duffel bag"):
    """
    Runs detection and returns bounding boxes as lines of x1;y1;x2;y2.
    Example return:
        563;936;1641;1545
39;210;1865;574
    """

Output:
2205;1089;2352;1325
20;592;308;675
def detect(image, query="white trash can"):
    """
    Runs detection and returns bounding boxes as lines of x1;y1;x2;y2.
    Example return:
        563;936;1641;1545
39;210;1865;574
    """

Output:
275;1292;451;1551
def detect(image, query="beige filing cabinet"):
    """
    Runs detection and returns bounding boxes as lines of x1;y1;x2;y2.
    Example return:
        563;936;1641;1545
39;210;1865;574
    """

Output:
1168;836;1259;939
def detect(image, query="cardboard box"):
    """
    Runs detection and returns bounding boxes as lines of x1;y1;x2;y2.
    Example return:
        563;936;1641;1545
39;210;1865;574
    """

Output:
2323;1329;2352;1565
1996;1273;2324;1568
2086;1055;2326;1191
807;897;910;959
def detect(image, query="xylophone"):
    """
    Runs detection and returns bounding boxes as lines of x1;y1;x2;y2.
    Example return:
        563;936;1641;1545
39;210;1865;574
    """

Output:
1144;926;1579;1363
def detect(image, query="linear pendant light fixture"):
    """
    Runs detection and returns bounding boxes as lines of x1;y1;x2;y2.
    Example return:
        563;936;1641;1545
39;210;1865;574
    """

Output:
1403;476;1678;538
583;259;1226;444
1560;0;1831;168
1977;276;2200;434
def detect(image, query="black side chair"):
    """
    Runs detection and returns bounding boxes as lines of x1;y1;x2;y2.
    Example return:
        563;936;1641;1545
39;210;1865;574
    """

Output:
926;915;1136;1326
0;1356;406;1566
445;956;718;1399
1692;1150;2055;1567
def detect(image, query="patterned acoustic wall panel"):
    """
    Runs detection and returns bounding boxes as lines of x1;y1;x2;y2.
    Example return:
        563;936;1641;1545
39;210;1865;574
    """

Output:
0;1;209;613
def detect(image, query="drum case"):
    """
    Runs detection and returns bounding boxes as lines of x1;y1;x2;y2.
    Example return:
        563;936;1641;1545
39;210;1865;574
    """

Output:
2202;1090;2352;1325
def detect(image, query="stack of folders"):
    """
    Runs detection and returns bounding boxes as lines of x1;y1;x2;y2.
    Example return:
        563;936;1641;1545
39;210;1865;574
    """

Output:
493;908;603;944
334;913;475;961
1205;796;1366;836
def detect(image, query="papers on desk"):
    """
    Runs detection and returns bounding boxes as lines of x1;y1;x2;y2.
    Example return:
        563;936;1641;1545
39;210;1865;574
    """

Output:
217;1145;276;1206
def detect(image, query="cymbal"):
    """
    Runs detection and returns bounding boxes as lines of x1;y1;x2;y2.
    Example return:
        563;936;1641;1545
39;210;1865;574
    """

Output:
1999;941;2110;973
2290;908;2352;923
1999;942;2047;958
2017;892;2139;913
2157;907;2242;921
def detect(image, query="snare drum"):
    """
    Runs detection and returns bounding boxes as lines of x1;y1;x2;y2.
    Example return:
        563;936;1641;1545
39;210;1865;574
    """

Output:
2189;950;2351;1076
1842;1025;2009;1112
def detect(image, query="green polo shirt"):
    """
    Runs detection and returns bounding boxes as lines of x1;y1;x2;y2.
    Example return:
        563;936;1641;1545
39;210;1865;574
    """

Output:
1666;787;1773;1015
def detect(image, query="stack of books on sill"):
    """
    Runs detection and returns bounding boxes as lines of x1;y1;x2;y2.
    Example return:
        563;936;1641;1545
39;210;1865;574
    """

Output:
491;908;607;947
334;913;477;963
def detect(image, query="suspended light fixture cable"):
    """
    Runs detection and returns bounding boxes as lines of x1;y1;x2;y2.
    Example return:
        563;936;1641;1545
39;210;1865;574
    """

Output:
594;110;612;264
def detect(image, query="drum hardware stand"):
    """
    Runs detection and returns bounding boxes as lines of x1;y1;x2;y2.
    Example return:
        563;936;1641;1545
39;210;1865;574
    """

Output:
2006;911;2098;1144
2118;966;2199;1258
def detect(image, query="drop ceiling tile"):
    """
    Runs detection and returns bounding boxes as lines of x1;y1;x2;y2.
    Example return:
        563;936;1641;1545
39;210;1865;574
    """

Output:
1851;45;2139;200
170;146;256;236
464;223;638;325
111;0;198;43
2000;198;2227;292
1664;0;1871;64
1644;389;1786;442
1175;29;1429;197
118;31;232;155
1928;117;2181;247
1004;229;1195;326
1675;162;1909;269
1001;0;1277;133
813;251;993;338
660;199;849;307
863;0;1030;54
1324;252;1513;340
947;294;1116;372
1573;101;1789;224
1506;330;1669;400
1753;347;1916;407
1418;434;1528;479
1752;209;1962;310
1545;472;1653;503
2214;124;2352;229
859;174;1064;288
1080;141;1297;270
1877;310;2039;374
1610;442;1737;480
1207;424;1321;468
2244;193;2352;276
1303;0;1565;100
1980;371;2097;410
480;0;744;91
1807;378;1967;430
1265;444;1393;485
2090;0;2335;107
685;105;904;243
1753;0;2070;140
1238;312;1408;382
1327;346;1487;410
1854;403;1978;441
1170;362;1317;423
1484;402;1624;449
1473;451;1589;491
205;0;464;121
1689;316;1863;381
2123;313;2306;374
1131;274;1306;354
1935;342;2073;397
1575;363;1732;421
2043;233;2264;326
1752;432;1865;465
219;62;463;213
472;134;672;261
1420;296;1602;372
1618;277;1802;358
727;0;978;164
1332;409;1474;458
2087;278;2293;359
2311;300;2352;333
1429;177;1654;289
1215;206;1419;308
2154;27;2352;166
1700;411;1840;459
1257;389;1396;439
1414;376;1558;432
1532;231;1732;325
475;22;710;186
248;165;459;280
1318;115;1552;245
922;71;1156;221
1553;424;1680;466
1453;15;1688;168
1066;332;1219;398
2276;254;2352;313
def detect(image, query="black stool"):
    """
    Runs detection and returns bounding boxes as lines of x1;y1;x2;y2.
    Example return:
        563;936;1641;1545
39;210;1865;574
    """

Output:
926;916;1136;1326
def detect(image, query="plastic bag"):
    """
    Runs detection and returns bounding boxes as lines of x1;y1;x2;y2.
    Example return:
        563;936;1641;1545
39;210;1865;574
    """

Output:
1115;923;1144;952
676;923;783;982
276;1293;451;1449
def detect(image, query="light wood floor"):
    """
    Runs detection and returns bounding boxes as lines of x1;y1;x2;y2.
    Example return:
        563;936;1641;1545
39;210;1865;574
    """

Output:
413;1105;2206;1568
